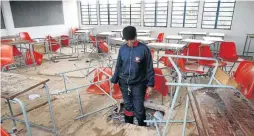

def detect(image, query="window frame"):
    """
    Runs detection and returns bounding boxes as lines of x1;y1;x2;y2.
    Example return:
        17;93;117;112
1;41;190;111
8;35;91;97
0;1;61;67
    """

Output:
120;0;142;26
171;0;200;28
99;0;118;25
80;1;98;25
201;0;236;30
144;0;169;27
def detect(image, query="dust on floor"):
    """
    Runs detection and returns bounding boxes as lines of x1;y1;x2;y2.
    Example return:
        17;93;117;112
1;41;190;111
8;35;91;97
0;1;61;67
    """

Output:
1;51;198;136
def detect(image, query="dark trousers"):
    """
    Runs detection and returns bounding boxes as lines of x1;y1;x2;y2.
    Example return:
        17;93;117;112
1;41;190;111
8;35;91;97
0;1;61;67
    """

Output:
119;79;147;126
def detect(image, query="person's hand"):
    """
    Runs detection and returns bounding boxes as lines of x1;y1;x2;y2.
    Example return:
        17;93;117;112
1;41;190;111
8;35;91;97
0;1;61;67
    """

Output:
147;87;153;96
111;84;115;93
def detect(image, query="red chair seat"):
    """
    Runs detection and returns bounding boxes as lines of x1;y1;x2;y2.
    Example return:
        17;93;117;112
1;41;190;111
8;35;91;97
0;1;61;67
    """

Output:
25;50;43;65
60;35;69;47
203;61;227;67
184;64;204;74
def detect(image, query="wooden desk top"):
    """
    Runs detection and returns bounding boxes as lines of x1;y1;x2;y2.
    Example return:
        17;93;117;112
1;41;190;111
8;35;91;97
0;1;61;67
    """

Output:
1;35;19;39
188;87;254;136
1;72;49;99
2;40;34;45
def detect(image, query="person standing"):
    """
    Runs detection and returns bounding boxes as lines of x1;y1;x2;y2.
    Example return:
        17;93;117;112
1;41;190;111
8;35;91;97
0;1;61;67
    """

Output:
111;26;155;126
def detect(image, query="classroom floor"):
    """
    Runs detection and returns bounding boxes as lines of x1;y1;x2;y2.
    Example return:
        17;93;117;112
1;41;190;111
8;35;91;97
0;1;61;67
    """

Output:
1;45;244;136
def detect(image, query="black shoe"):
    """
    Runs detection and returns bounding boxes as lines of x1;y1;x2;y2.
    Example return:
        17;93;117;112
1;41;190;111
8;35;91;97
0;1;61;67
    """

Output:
137;114;147;126
124;115;134;124
137;119;146;126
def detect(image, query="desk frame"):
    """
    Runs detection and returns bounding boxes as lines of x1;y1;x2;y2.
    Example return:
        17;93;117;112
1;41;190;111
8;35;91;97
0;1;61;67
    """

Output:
1;75;57;136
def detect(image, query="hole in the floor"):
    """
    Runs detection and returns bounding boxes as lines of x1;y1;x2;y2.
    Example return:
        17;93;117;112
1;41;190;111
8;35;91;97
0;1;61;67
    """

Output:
108;103;165;127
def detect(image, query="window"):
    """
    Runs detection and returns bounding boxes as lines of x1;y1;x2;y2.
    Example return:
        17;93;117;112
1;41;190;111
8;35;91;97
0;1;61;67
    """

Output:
171;0;199;28
202;0;235;29
121;0;141;26
144;0;168;27
80;0;98;25
99;0;117;25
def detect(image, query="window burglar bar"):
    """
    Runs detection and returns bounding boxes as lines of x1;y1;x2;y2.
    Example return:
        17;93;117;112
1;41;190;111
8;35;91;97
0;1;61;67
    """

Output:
202;0;236;30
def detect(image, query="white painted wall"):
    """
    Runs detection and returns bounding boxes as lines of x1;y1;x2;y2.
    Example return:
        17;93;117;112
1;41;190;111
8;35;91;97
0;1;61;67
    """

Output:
1;0;79;38
81;1;254;55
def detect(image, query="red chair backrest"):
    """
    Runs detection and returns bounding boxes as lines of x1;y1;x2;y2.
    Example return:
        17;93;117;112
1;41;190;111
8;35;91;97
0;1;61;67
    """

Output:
1;45;14;66
177;58;187;72
89;35;97;46
187;43;201;57
219;42;238;61
99;42;109;53
60;35;69;47
19;32;33;41
157;33;164;42
198;45;214;65
153;68;168;96
233;61;254;98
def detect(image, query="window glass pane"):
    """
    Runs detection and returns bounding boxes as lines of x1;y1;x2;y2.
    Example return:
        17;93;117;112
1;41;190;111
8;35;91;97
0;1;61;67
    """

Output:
185;24;197;27
121;0;141;26
171;0;199;28
202;0;235;29
80;0;98;25
99;0;118;25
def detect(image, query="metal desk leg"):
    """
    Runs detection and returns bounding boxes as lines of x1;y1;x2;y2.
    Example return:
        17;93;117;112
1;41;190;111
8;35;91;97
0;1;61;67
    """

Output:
13;98;32;136
44;83;57;135
7;99;17;129
157;50;160;67
29;44;36;70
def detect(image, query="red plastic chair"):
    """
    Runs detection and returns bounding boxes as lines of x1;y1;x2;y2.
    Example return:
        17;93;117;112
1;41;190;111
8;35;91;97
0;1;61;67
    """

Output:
1;126;10;136
60;35;69;47
1;39;22;57
199;45;227;67
218;42;245;73
233;61;254;99
156;33;164;42
153;68;168;96
1;45;14;71
19;32;34;42
159;50;175;68
185;43;201;64
178;58;204;75
87;68;122;99
218;42;240;62
46;35;60;52
187;43;201;57
89;35;96;45
25;49;43;65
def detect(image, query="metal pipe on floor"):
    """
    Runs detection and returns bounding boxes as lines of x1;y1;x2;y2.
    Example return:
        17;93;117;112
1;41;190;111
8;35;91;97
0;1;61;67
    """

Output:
165;83;234;89
182;96;189;136
144;120;195;123
75;104;115;120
